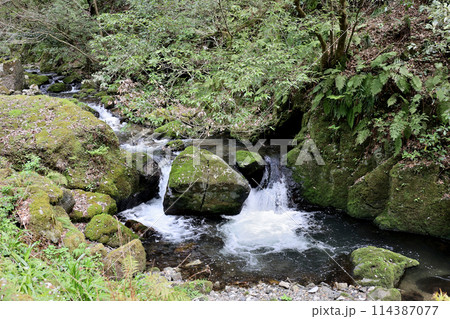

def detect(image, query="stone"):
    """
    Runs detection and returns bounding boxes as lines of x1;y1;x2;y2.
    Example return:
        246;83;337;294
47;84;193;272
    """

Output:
308;286;319;293
0;95;153;202
278;281;290;289
63;228;86;252
124;220;160;239
163;146;251;216
351;246;419;288
69;189;117;222
154;120;193;139
47;82;68;93
335;282;348;290
368;287;402;301
162;267;182;281
0;59;24;91
26;73;49;87
104;239;146;279
185;259;202;267
22;84;41;96
235;150;266;187
84;214;138;248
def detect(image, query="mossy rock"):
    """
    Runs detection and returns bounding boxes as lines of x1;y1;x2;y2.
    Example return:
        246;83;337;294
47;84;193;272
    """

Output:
46;170;68;187
84;214;137;247
154;120;193;139
167;139;185;151
347;157;398;219
164;146;251;216
63;228;86;252
351;246;419;288
87;243;108;257
26;73;49;87
47;82;68;93
235;150;265;187
69;189;117;222
103;239;146;279
375;162;450;239
368;287;402;301
0;95;147;202
62;75;79;84
100;95;115;109
287;109;375;210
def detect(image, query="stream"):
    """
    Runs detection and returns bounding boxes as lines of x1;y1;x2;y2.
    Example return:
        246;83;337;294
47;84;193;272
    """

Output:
31;70;450;300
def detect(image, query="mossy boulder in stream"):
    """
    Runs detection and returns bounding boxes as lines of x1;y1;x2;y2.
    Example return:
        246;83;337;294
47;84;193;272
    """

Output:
26;73;49;87
0;95;157;203
84;214;137;248
103;239;146;279
235;150;265;187
164;146;251;216
47;82;68;93
351;246;419;288
69;189;117;222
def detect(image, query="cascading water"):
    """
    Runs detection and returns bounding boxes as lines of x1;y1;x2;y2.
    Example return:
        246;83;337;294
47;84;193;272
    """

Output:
36;70;450;299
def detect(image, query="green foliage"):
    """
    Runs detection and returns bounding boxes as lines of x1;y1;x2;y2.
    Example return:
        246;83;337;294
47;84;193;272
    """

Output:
280;294;293;301
87;145;110;156
23;155;43;173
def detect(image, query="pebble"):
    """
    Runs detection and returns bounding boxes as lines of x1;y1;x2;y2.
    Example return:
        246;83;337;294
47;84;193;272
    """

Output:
308;286;319;293
278;281;290;289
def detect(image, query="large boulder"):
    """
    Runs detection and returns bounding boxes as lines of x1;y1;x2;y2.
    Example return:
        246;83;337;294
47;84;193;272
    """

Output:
351;246;419;288
0;95;158;204
164;146;251;216
375;162;450;239
103;239;146;279
84;214;138;248
0;169;82;244
0;59;24;92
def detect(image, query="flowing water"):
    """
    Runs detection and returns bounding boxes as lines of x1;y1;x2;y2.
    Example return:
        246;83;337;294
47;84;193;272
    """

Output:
37;71;449;300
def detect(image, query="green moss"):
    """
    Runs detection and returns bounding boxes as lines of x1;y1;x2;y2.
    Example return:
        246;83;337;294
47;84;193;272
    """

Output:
347;157;398;219
70;189;117;222
236;150;263;167
63;229;86;252
47;82;68;93
154;120;192;139
26;74;49;87
164;146;250;215
84;214;137;248
351;246;419;288
375;162;450;239
0;95;144;201
166;139;185;151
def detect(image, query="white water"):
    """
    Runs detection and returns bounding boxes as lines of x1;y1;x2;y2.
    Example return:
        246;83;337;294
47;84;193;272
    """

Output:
88;102;126;132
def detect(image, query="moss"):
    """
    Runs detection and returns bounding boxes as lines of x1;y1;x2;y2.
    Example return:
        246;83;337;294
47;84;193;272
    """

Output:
236;150;264;167
100;95;115;108
351;246;419;288
235;150;265;187
46;170;68;187
47;82;68;93
164;146;250;216
154;120;192;139
70;189;117;222
63;229;86;252
26;74;49;87
103;239;146;279
0;95;144;202
84;214;137;248
166;139;185;151
62;75;79;84
87;243;108;257
375;162;450;239
347;157;398;219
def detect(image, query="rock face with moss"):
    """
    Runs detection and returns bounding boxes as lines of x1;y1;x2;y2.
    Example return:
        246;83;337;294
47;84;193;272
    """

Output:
164;146;251;216
0;95;158;204
69;190;117;222
103;239;146;279
84;214;138;247
287;106;450;239
25;73;49;87
0;59;24;92
235;150;265;187
351;246;419;288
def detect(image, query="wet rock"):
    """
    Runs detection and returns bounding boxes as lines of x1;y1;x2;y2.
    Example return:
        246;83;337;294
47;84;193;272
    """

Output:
0;59;24;91
235;150;265;187
351;246;419;288
124;220;160;239
164;146;251;217
47;82;68;93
